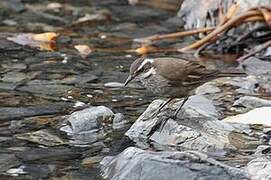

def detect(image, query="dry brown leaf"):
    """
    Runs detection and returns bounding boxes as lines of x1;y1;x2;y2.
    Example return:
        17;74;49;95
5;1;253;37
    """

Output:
74;44;92;58
135;45;157;55
7;32;57;51
260;8;271;28
32;32;58;42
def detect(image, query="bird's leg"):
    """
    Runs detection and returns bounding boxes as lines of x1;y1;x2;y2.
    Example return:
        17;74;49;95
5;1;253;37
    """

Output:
155;97;189;132
157;98;174;114
142;98;174;121
173;96;189;119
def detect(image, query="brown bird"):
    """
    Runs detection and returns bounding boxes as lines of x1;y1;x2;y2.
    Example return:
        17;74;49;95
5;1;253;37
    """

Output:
124;57;238;121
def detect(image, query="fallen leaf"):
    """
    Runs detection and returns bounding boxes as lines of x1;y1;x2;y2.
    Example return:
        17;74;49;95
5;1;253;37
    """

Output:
260;8;271;28
32;32;58;42
74;44;92;58
7;32;58;51
135;45;157;55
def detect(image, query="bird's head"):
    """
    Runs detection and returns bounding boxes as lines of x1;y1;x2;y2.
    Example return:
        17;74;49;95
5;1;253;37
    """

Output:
124;58;155;86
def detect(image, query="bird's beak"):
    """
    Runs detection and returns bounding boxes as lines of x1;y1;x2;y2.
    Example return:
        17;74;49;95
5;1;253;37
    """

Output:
124;75;134;86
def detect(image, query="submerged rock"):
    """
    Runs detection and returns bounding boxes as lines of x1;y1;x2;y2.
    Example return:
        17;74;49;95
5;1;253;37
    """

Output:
100;147;247;180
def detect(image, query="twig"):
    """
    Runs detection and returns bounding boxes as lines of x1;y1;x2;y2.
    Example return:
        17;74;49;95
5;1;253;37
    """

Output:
237;39;271;62
178;10;262;52
133;27;215;43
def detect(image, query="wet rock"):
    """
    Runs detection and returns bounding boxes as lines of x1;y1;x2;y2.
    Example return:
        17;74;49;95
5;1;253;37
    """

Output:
60;72;98;85
224;107;271;126
16;147;80;162
17;84;75;96
0;0;25;13
82;156;104;167
6;165;27;176
100;147;247;180
0;82;17;91
232;96;271;112
0;154;21;172
246;145;271;179
104;82;124;88
125;95;252;154
60;106;114;146
15;129;65;146
1;71;39;83
112;113;130;130
0;103;71;121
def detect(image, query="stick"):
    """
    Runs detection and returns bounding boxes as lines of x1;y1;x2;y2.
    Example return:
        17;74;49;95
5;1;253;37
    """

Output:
178;10;262;52
237;39;271;62
133;27;215;43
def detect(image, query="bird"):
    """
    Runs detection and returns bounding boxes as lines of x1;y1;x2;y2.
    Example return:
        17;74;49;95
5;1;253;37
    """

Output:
124;57;241;126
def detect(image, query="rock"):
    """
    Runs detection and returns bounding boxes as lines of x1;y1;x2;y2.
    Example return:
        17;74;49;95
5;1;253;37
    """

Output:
0;154;21;173
125;95;252;154
195;83;221;95
60;106;114;146
0;0;25;12
17;84;75;96
60;72;98;85
232;96;271;112
0;103;71;121
6;166;27;176
104;82;124;88
112;113;130;129
239;57;271;77
15;129;65;146
1;71;39;83
16;147;80;162
178;0;271;30
100;147;247;180
81;156;104;167
224;107;271;126
246;145;271;180
0;82;17;91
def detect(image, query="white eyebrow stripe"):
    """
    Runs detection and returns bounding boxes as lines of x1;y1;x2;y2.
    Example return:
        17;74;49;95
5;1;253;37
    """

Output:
137;58;154;71
141;67;156;78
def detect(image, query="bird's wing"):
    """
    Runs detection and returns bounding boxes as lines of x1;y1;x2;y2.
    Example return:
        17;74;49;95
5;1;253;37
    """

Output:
154;58;219;87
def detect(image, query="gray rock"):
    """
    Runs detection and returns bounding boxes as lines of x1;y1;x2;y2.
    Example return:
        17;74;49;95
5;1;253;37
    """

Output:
17;84;75;96
0;154;21;173
224;107;271;126
16;147;80;162
0;103;71;121
232;96;271;112
104;82;124;88
239;57;271;77
112;113;130;129
195;83;221;95
125;95;252;154
246;145;271;180
0;82;17;91
100;147;247;180
60;106;114;146
15;129;65;146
